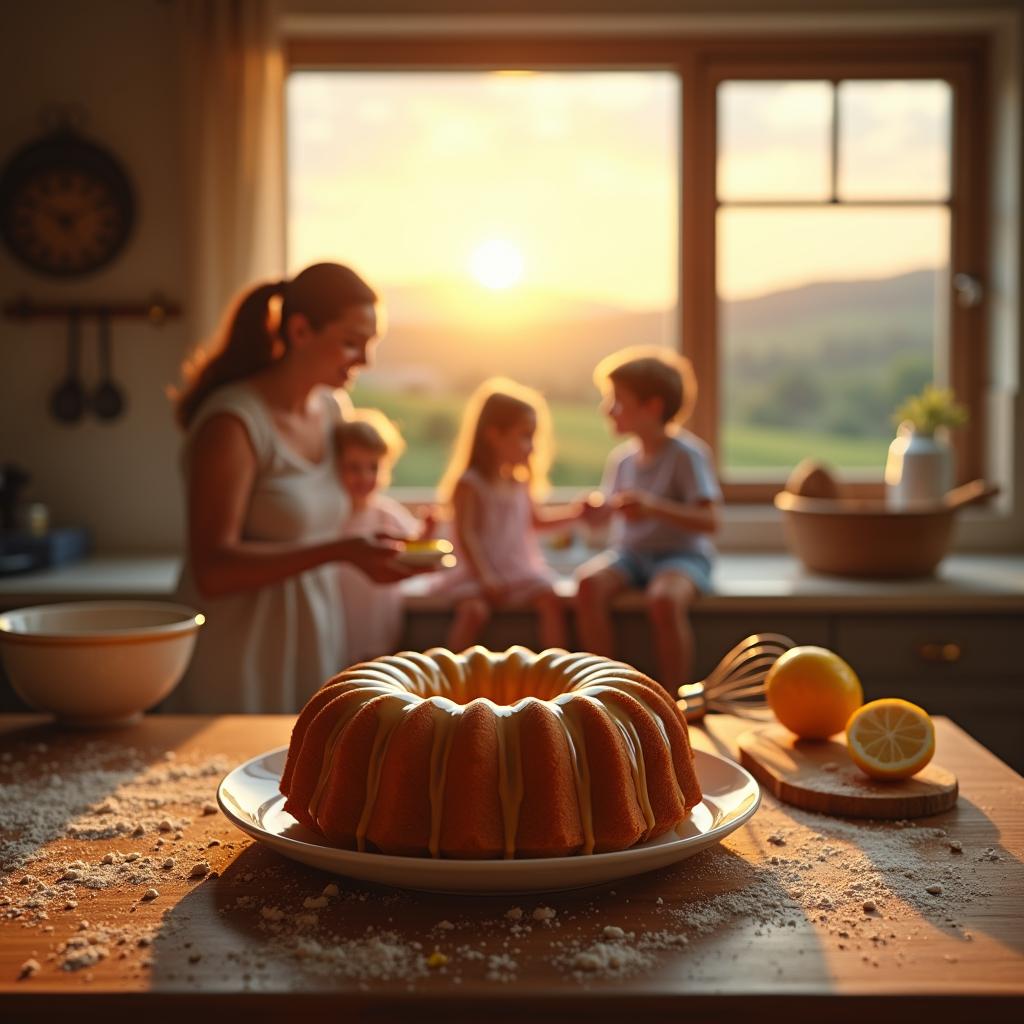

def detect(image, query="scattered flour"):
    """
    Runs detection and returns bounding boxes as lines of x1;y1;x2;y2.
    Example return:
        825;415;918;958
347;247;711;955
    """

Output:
2;733;1009;990
563;940;655;977
1;739;229;970
485;953;519;982
0;741;227;872
289;931;429;981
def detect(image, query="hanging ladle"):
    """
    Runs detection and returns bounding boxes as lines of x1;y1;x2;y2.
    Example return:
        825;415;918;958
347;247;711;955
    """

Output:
92;310;125;421
50;310;86;424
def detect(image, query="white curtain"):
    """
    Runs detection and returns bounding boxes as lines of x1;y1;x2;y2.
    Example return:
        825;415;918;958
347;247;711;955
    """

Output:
179;0;285;343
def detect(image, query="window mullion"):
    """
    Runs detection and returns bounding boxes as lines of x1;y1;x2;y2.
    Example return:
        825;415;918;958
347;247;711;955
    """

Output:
830;78;840;203
684;51;719;463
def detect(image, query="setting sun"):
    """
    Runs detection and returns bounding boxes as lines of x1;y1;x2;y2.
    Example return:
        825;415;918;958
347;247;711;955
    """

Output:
469;239;524;290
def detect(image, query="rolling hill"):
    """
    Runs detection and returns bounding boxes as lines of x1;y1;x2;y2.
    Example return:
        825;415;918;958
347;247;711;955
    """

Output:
360;269;938;401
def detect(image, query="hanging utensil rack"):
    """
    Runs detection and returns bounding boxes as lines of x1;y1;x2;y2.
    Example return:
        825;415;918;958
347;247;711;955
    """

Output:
4;295;181;325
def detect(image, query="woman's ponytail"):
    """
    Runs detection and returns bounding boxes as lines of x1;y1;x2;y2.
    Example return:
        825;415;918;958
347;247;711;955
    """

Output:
172;263;376;429
173;280;286;429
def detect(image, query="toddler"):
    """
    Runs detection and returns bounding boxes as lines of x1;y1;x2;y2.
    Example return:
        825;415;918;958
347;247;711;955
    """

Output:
575;347;722;693
335;410;429;664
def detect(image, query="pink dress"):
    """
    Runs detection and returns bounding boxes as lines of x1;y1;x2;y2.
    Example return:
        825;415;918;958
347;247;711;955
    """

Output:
431;468;555;603
337;494;419;665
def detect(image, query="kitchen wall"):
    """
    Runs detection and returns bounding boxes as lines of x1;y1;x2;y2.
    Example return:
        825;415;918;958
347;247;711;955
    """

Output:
0;0;188;550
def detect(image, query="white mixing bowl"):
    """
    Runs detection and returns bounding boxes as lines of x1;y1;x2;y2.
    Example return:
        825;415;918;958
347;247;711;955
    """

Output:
0;601;204;727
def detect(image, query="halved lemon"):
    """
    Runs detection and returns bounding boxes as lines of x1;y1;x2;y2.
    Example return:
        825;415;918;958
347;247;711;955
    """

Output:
845;698;935;780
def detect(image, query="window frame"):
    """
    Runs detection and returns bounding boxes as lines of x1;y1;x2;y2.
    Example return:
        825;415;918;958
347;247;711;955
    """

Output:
287;33;989;503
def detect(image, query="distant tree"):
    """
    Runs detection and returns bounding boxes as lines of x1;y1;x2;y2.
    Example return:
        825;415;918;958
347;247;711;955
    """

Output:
748;367;825;429
422;411;457;445
886;353;934;411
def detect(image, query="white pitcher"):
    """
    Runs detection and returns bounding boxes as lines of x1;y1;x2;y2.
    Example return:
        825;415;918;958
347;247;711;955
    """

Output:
884;421;952;510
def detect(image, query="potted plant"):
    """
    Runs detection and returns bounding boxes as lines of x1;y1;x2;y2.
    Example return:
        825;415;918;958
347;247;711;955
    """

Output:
884;386;968;509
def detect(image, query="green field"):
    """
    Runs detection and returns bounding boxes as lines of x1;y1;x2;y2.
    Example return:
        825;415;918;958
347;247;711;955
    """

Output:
350;386;886;489
722;424;888;472
349;386;611;486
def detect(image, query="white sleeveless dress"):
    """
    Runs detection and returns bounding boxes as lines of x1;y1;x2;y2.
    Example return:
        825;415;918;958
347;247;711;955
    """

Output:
168;383;349;713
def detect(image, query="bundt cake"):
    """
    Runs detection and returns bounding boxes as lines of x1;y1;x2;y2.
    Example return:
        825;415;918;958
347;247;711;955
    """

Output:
280;646;703;859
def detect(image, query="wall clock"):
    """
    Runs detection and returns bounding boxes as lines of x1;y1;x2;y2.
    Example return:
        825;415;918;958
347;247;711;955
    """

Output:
0;128;136;277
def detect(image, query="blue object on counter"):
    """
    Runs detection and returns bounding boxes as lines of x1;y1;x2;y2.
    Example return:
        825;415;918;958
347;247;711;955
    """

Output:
0;527;92;576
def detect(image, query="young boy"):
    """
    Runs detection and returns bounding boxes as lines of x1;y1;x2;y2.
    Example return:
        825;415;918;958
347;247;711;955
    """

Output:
575;347;722;694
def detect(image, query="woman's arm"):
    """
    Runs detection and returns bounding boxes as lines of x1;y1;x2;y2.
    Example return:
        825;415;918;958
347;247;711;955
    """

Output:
187;414;407;598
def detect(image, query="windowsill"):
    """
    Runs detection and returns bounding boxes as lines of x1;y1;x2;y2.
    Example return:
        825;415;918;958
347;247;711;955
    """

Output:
401;550;1024;614
390;488;1021;553
1;551;1020;615
715;500;1021;553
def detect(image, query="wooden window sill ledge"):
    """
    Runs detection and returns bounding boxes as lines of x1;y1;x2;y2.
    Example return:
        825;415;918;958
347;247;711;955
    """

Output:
0;552;1021;615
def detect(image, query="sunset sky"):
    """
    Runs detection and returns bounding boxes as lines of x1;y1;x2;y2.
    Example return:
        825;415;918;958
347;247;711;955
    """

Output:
286;72;951;309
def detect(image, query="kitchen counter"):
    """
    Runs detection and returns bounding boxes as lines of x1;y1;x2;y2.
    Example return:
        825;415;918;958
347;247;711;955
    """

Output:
0;554;180;607
1;551;1023;612
0;712;1021;1023
2;554;1022;768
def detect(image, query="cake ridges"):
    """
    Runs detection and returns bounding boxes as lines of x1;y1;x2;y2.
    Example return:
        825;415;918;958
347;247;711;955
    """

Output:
282;646;700;859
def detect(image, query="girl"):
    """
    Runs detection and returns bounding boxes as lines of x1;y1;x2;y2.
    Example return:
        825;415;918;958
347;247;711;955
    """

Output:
334;410;433;663
169;263;421;714
435;378;586;651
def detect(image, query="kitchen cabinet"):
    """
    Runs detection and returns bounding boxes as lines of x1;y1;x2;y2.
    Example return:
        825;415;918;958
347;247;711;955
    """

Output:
834;614;1022;772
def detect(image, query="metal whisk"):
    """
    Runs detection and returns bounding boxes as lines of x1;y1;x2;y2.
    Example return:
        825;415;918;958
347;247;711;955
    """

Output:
676;633;795;722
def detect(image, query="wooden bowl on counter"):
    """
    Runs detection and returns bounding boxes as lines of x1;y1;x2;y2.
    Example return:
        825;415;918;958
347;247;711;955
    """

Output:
774;479;997;579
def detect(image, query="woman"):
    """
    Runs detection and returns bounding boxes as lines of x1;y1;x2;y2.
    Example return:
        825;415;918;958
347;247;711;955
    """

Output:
169;262;411;713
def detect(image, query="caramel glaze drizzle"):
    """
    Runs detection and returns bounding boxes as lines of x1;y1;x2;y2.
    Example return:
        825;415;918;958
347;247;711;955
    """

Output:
304;647;686;858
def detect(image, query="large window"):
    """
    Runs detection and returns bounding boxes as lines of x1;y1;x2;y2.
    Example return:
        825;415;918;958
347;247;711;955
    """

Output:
287;70;679;487
287;36;987;500
717;79;952;477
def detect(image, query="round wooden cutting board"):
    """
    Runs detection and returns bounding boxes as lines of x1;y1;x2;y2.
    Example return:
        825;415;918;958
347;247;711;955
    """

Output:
738;724;958;818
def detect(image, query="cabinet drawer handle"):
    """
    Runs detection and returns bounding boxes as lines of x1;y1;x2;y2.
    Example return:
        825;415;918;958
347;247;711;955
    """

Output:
919;642;962;663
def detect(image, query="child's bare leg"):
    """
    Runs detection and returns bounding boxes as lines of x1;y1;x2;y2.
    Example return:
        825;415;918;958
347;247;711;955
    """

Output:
575;561;629;657
532;587;568;650
646;572;699;695
447;596;491;652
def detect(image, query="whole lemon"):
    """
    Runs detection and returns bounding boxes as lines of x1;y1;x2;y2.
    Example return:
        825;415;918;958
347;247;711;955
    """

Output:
766;646;863;739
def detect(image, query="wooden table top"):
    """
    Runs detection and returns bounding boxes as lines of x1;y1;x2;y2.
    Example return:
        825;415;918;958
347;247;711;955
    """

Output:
1;712;1022;1023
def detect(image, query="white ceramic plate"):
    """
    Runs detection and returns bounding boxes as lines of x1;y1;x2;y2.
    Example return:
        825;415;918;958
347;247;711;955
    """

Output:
217;746;760;894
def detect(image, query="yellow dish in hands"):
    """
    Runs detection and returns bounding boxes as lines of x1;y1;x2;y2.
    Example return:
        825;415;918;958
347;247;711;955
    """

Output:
395;538;456;569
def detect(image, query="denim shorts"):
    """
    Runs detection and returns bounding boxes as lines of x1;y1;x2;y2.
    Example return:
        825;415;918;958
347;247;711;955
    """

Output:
606;548;715;594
